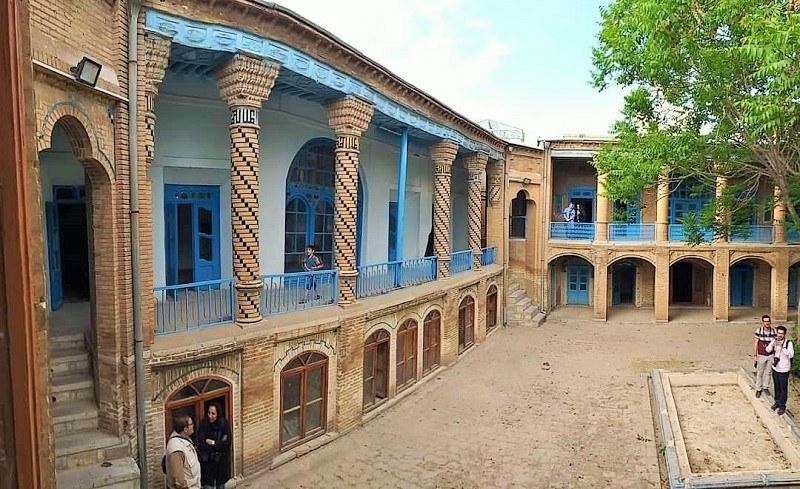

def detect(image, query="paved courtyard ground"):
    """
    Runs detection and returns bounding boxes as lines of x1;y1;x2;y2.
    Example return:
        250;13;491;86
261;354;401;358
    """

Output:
249;309;790;489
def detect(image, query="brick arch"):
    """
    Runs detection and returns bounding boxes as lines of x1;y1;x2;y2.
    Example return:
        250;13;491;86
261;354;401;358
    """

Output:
547;251;594;266
420;304;444;322
608;254;656;268
395;311;422;330
730;255;775;268
669;254;715;267
155;370;238;404
39;114;123;435
38;104;113;177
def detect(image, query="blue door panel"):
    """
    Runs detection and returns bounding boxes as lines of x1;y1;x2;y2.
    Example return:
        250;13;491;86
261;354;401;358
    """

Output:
566;265;590;305
165;185;220;285
46;202;63;310
730;265;754;306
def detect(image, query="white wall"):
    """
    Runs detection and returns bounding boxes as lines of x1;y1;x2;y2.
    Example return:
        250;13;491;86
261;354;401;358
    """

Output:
152;72;449;284
451;165;469;251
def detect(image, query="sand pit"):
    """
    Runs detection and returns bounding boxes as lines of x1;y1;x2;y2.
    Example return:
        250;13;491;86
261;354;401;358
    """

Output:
653;369;800;488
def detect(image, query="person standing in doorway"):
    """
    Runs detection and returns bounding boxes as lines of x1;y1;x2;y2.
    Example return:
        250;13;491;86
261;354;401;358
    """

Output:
754;314;777;398
303;244;324;303
165;415;201;489
562;202;576;238
575;203;584;223
197;403;231;489
767;325;794;415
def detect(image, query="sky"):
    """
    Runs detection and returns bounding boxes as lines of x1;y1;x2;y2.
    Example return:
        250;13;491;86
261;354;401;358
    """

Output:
273;0;626;145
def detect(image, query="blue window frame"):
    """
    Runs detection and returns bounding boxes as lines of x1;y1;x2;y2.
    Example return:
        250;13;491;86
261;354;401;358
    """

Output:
669;180;709;224
568;186;595;223
164;185;221;286
285;138;363;272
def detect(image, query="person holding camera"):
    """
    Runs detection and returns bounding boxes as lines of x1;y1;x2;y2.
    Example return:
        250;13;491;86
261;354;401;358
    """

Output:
766;325;794;416
196;403;231;489
754;314;777;398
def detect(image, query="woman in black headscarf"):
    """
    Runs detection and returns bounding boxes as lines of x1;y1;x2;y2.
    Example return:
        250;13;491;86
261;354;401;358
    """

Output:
196;402;231;489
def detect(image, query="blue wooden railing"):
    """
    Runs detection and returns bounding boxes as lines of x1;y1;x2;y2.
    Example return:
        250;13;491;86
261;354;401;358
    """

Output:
668;224;714;242
549;222;595;240
609;223;655;241
730;225;774;243
788;228;800;243
262;269;338;315
155;279;234;335
449;249;472;275
481;246;497;266
357;256;437;298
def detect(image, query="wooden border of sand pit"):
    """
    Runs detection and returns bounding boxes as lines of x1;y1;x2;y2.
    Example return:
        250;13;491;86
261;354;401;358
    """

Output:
652;368;800;488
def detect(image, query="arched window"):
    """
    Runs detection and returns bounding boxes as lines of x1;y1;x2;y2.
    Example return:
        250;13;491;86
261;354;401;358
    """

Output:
422;311;441;375
510;190;527;238
486;285;498;332
165;378;232;445
285;138;364;272
458;296;475;353
396;319;418;391
363;329;390;410
280;352;327;449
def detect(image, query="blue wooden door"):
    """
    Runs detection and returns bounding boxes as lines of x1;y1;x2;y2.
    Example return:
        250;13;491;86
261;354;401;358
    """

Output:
730;264;754;306
45;202;63;310
165;185;220;285
566;265;590;305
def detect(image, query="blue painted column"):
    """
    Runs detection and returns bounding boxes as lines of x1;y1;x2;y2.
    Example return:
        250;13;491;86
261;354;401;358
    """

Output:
395;128;409;260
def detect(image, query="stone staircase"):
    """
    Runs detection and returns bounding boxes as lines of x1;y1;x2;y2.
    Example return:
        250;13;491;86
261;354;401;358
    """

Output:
50;332;139;489
506;282;543;325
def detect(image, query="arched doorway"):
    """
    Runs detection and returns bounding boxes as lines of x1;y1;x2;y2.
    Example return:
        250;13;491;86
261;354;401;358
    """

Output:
362;329;389;411
729;258;772;321
422;310;441;375
548;255;594;308
284;139;363;272
280;351;328;450
669;257;713;321
164;377;232;445
510;190;527;238
608;258;655;321
396;319;418;391
486;285;498;332
458;297;475;353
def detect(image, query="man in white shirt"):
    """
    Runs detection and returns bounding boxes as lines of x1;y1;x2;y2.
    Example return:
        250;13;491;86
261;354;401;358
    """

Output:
766;325;794;415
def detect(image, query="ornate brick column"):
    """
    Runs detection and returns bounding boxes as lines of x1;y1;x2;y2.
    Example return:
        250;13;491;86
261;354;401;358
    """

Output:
143;34;171;165
656;175;669;242
430;140;459;278
713;249;730;322
595;172;609;241
774;186;786;244
217;55;280;323
465;152;488;270
326;97;374;304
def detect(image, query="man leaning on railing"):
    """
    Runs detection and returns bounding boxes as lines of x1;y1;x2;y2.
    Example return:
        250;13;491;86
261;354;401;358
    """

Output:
302;245;324;303
562;201;576;238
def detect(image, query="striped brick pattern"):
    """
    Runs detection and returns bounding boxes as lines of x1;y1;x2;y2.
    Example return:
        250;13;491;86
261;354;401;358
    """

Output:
217;55;280;323
143;34;171;165
430;140;459;278
326;97;374;304
465;153;488;270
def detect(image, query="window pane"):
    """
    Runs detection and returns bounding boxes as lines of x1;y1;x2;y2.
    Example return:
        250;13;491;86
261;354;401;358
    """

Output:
199;236;212;261
282;374;301;409
282;409;300;442
307;367;323;401
198;207;212;235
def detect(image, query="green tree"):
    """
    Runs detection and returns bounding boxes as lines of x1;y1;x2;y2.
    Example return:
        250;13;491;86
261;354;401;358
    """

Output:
592;0;800;243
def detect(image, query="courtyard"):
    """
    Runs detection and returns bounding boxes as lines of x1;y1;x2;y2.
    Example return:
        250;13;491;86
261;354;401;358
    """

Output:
249;310;771;488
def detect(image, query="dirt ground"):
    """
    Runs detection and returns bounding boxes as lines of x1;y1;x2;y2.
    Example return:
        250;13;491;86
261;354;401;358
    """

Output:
248;308;796;489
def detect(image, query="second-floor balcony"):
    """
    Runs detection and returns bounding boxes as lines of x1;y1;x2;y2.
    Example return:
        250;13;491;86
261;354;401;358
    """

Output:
730;225;774;243
357;256;437;299
449;249;473;275
609;223;655;241
550;222;595;241
668;224;714;242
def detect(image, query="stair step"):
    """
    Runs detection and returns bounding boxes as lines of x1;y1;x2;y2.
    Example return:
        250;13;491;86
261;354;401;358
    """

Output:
523;304;538;315
54;400;98;436
508;289;524;299
52;373;94;403
515;297;532;308
55;431;129;470
49;333;85;352
56;457;139;489
50;348;90;376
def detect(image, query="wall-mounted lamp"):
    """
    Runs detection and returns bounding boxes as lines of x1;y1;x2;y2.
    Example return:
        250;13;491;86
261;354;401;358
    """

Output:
71;57;102;87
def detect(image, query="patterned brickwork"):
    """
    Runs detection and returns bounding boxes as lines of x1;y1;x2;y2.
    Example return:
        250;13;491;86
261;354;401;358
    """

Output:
465;153;488;270
430;140;459;278
217;56;280;322
143;34;171;165
486;160;505;266
326;97;374;303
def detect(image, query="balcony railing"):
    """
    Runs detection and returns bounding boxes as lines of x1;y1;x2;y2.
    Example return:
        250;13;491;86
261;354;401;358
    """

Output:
155;279;234;335
730;225;774;243
609;223;655;241
788;229;800;243
549;222;595;240
262;269;338;315
668;224;714;242
449;249;472;275
357;256;437;298
481;246;497;266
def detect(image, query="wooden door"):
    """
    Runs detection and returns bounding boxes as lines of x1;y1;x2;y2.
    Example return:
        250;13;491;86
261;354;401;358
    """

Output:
422;311;441;374
396;320;417;390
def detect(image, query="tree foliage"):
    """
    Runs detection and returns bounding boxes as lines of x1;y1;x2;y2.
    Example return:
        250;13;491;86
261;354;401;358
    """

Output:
592;0;800;242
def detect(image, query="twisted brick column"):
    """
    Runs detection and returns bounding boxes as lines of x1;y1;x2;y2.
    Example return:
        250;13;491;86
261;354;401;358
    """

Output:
326;97;374;304
464;152;488;270
143;34;171;165
430;140;459;278
217;55;280;323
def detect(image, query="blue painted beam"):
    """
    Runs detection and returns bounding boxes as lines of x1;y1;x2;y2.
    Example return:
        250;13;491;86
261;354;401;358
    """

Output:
144;10;502;160
395;128;409;261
